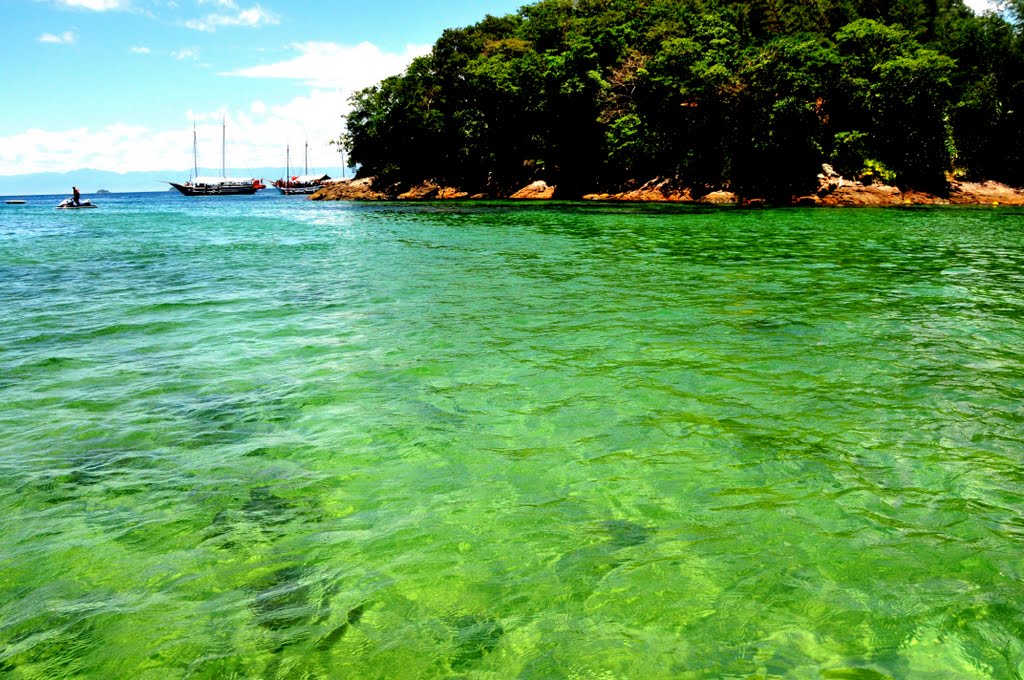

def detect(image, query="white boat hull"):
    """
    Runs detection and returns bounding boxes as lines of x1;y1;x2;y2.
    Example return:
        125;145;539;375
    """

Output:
168;180;259;196
278;184;322;195
57;199;97;209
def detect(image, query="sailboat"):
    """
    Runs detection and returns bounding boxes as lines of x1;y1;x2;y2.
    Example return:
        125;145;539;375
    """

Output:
274;141;330;195
168;120;264;196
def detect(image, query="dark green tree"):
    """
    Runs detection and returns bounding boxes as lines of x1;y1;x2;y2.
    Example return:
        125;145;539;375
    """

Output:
341;0;1024;198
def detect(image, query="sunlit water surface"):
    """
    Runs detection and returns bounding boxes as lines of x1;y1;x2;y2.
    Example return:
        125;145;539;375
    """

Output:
1;192;1023;678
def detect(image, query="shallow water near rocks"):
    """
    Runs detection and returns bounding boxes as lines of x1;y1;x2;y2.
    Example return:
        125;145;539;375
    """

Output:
1;192;1023;678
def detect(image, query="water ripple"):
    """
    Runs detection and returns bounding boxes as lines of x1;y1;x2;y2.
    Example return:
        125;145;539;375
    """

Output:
1;197;1023;677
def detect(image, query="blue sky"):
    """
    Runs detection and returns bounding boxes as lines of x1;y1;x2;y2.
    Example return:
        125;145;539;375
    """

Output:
1;0;997;178
0;0;527;176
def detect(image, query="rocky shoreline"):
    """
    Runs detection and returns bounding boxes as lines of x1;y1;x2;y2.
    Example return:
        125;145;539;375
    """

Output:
310;173;1024;206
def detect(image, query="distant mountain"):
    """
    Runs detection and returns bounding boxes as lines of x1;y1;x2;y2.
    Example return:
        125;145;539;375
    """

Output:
0;166;349;196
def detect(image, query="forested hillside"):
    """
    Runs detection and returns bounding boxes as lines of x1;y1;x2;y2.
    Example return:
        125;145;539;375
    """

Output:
341;0;1024;199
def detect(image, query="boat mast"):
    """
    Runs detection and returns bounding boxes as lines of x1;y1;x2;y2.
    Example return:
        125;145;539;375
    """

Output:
221;117;226;178
304;140;309;175
192;123;198;180
286;145;290;188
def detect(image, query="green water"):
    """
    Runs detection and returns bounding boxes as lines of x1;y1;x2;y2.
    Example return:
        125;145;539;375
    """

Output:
1;194;1023;679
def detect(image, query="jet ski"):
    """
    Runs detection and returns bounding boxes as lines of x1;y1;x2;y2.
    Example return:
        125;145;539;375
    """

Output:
57;198;98;209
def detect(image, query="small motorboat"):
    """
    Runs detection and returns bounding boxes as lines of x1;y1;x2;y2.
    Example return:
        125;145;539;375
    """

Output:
5;199;26;205
57;198;98;209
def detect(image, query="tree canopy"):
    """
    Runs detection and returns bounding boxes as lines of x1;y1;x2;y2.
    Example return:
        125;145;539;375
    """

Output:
341;0;1024;199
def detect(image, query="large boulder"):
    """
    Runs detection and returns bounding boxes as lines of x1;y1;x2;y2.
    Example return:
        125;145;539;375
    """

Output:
398;182;440;200
310;178;387;201
948;180;1024;205
818;183;902;206
583;178;693;202
697;190;738;204
395;182;470;199
509;180;555;199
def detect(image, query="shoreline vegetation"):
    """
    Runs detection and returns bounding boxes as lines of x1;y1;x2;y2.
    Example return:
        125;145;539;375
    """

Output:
327;0;1024;206
310;172;1024;205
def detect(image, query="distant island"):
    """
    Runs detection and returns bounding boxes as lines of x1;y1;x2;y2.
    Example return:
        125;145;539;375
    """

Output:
326;0;1024;204
96;189;111;194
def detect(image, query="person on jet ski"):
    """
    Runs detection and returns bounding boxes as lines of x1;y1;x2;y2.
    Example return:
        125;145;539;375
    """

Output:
72;186;81;206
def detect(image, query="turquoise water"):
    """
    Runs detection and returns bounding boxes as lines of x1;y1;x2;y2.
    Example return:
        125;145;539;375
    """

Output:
1;193;1023;678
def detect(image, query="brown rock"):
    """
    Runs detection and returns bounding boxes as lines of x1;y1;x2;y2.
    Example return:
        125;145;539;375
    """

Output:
583;178;693;202
816;175;842;196
807;168;1024;206
310;178;388;201
309;174;1024;206
818;183;902;206
398;181;440;200
623;178;692;201
899;189;948;205
697;190;738;204
948;180;1024;205
509;180;555;199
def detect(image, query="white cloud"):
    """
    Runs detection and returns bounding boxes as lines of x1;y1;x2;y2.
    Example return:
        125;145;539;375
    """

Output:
39;30;77;44
172;46;199;60
53;0;129;9
185;4;277;31
130;45;151;54
0;38;425;176
0;94;353;176
0;124;183;175
222;41;431;91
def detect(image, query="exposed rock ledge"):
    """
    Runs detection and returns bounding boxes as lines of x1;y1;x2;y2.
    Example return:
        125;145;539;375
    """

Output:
311;177;388;201
947;181;1024;205
310;177;734;202
796;178;1024;206
582;178;693;202
311;175;1024;206
509;180;555;199
312;178;483;201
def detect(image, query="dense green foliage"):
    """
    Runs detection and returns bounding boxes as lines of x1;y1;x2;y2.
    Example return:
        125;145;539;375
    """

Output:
341;0;1024;198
